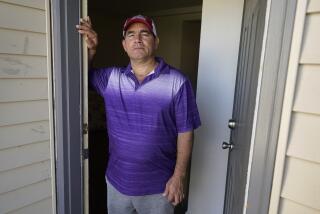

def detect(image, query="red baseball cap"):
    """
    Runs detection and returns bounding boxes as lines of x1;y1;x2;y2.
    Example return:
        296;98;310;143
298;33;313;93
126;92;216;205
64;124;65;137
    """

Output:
123;15;157;37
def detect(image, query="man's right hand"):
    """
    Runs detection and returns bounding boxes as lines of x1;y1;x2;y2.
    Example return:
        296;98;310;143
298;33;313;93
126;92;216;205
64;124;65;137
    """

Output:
76;16;98;66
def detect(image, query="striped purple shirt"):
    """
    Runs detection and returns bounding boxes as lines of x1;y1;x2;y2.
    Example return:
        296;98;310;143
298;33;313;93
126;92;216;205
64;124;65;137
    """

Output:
89;57;201;196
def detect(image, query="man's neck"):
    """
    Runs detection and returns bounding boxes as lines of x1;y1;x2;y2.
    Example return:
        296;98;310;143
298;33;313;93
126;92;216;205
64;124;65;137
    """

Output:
131;57;158;77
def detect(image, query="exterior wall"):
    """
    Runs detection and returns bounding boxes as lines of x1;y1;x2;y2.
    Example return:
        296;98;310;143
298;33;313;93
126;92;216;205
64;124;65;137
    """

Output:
269;0;320;213
0;1;54;213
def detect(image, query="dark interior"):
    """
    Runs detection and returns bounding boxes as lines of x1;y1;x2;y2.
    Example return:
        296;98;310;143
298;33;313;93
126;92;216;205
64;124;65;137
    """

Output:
88;1;202;213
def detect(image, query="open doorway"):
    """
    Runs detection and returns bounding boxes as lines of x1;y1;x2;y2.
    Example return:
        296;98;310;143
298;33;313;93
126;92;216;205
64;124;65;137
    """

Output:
88;1;202;213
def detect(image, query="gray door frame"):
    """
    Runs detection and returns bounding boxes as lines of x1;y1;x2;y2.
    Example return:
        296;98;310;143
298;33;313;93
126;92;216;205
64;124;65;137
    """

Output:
50;0;85;213
244;0;297;213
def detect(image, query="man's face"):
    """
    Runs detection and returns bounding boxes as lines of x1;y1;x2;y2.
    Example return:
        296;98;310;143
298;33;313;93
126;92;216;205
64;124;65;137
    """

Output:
122;22;159;61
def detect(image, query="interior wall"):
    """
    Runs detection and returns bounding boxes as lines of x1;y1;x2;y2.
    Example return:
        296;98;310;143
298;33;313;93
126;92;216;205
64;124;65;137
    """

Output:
180;20;202;92
187;0;244;213
151;12;201;69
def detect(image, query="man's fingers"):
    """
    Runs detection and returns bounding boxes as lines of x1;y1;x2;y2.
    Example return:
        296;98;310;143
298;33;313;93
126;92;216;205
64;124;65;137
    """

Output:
179;193;184;204
76;24;93;33
80;18;91;28
162;186;169;197
85;38;95;49
167;192;174;203
77;28;97;40
173;194;180;206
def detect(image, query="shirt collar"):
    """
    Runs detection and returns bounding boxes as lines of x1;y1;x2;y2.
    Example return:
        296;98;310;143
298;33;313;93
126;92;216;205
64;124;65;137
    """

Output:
131;69;155;76
124;57;169;76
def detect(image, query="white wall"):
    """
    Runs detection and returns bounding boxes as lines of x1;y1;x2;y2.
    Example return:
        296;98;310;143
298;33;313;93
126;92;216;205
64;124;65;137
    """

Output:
187;0;244;213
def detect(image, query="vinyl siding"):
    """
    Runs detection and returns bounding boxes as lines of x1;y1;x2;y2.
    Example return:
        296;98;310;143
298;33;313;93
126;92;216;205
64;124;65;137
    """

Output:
269;0;320;213
0;0;54;213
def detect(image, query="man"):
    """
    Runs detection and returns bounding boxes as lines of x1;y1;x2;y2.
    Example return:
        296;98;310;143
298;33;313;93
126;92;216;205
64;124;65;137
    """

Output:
77;15;201;214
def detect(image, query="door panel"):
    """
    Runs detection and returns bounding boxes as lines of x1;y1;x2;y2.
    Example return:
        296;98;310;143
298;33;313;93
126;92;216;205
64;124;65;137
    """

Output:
223;0;267;213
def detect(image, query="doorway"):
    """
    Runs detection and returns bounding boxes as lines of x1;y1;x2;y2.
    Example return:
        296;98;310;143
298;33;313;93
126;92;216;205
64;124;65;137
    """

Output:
87;1;203;213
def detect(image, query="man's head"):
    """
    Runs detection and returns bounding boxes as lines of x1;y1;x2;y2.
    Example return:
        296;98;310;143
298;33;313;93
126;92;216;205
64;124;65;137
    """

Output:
123;15;157;38
122;15;159;62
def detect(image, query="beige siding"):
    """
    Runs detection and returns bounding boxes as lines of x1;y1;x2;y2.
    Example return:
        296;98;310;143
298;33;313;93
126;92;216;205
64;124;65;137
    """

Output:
269;0;320;213
0;55;47;78
0;121;50;150
0;141;50;172
7;198;53;214
0;29;47;56
300;13;320;63
281;157;320;210
0;1;46;33
0;0;45;10
0;179;52;213
0;79;48;102
293;65;320;114
287;112;320;163
307;0;320;13
0;160;51;194
0;0;54;213
0;100;49;126
279;199;320;214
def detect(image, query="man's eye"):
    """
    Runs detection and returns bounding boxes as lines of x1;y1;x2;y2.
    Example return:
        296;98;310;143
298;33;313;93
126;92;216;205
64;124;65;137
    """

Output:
126;32;135;37
141;32;151;36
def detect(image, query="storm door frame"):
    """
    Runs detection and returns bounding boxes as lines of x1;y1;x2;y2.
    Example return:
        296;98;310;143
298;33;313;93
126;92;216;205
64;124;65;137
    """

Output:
50;0;86;213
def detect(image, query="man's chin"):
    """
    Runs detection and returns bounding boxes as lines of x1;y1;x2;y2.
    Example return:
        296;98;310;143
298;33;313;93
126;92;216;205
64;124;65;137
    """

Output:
128;54;152;61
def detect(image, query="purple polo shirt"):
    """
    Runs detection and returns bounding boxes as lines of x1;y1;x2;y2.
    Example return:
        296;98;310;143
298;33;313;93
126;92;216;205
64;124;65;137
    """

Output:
89;57;201;196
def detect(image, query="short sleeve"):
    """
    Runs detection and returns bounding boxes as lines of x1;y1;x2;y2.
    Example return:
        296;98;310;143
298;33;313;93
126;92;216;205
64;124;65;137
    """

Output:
88;67;112;96
174;79;201;133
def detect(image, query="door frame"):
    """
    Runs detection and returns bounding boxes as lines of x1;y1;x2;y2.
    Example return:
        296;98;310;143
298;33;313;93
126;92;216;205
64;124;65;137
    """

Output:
241;0;297;213
50;0;85;213
48;0;298;213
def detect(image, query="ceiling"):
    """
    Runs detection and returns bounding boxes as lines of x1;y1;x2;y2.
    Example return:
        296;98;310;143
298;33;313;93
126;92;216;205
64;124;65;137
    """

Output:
89;0;203;15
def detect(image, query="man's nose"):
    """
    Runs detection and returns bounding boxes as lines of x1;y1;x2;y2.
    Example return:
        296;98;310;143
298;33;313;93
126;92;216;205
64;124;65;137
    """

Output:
134;34;142;42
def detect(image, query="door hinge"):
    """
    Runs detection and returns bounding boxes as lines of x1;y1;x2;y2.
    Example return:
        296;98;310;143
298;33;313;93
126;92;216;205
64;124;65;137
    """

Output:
83;148;89;160
83;123;88;134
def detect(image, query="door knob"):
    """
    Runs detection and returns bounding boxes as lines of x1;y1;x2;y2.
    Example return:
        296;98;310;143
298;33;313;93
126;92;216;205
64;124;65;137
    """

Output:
228;119;236;129
222;141;234;150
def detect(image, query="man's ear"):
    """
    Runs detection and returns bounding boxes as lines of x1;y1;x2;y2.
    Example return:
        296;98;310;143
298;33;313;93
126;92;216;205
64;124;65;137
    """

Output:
122;39;127;52
155;37;160;50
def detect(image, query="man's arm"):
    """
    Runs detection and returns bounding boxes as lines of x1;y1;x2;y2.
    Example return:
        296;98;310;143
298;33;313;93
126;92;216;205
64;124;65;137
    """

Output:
76;16;98;68
163;131;193;206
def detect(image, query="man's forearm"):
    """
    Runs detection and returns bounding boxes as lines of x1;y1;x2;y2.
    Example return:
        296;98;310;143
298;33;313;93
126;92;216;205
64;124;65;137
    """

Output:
173;131;194;179
88;50;96;70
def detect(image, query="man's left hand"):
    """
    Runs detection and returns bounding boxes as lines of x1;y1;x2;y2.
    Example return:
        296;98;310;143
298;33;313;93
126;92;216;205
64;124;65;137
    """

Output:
163;175;185;206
